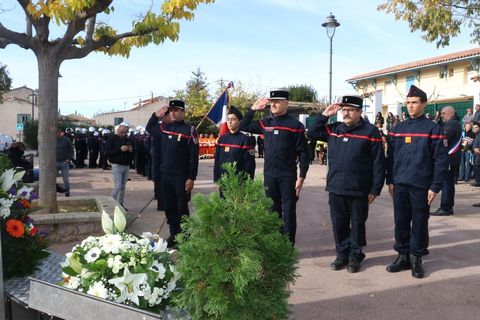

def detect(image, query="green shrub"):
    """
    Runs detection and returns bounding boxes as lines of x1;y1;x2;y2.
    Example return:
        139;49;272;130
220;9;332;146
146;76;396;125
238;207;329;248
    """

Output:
174;164;298;320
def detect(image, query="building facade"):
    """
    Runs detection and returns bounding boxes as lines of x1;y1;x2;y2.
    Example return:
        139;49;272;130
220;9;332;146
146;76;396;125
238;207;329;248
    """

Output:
95;97;169;128
0;86;39;141
346;47;480;121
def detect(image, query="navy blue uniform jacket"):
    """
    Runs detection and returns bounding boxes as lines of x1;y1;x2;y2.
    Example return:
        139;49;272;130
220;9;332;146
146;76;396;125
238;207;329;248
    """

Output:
213;131;256;182
386;115;448;192
239;109;309;179
146;114;199;180
307;115;386;197
442;119;462;168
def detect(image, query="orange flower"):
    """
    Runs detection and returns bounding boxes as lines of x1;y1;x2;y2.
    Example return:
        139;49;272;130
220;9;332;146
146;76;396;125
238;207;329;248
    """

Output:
6;219;25;238
18;199;31;209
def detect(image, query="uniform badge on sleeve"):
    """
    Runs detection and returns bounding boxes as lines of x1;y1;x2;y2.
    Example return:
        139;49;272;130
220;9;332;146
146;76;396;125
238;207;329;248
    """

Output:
248;148;255;156
405;136;412;144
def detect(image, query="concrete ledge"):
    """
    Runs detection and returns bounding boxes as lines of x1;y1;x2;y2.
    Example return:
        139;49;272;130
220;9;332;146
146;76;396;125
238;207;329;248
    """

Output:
31;196;125;244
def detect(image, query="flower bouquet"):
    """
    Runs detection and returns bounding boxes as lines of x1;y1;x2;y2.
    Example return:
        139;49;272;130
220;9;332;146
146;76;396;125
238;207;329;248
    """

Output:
61;206;179;313
0;169;49;279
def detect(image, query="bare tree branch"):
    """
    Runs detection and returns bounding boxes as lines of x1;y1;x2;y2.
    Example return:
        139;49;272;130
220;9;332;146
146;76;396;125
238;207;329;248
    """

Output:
16;0;50;41
0;22;33;49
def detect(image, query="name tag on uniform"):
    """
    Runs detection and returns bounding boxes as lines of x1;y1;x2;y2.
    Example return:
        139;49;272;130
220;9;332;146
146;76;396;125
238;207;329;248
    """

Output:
274;130;279;135
224;147;230;152
343;137;348;142
405;136;412;144
168;135;173;139
177;135;181;141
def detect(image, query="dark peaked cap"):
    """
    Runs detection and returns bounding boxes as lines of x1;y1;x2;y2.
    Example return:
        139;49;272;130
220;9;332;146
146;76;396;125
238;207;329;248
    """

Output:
407;85;427;102
228;106;243;120
169;99;185;109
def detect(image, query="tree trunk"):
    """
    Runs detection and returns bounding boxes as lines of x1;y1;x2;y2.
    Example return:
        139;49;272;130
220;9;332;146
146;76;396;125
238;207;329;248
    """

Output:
36;53;60;213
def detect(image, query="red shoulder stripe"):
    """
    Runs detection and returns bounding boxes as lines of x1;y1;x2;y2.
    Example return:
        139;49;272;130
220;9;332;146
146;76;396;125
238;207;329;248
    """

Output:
388;132;446;139
326;126;383;142
217;143;253;149
160;123;190;139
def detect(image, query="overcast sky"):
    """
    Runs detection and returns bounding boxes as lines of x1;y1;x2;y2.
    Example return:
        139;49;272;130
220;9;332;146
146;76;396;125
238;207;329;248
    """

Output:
0;0;475;117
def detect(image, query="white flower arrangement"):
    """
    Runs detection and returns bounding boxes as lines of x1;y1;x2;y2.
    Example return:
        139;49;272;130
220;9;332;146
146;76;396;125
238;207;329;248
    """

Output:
61;206;179;312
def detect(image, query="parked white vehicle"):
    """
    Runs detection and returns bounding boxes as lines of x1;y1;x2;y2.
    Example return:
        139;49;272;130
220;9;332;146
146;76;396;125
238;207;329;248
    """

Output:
0;134;15;152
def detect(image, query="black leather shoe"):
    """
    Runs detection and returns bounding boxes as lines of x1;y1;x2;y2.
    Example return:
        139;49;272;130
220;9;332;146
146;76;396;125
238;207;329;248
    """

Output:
65;191;70;197
386;254;410;273
166;235;177;249
330;257;349;271
473;203;480;207
411;255;425;279
347;253;365;273
430;208;453;216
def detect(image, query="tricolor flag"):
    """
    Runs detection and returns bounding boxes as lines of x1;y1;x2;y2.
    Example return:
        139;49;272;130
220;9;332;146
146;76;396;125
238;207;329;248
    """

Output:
206;82;234;136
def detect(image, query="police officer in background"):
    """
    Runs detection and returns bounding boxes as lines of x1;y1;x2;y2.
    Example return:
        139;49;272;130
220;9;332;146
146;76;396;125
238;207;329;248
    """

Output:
431;106;462;216
146;100;199;248
307;96;385;273
214;106;255;182
240;88;309;245
386;85;448;279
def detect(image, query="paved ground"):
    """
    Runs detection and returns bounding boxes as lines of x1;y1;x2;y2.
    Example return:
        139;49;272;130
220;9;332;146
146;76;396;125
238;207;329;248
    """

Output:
49;159;480;320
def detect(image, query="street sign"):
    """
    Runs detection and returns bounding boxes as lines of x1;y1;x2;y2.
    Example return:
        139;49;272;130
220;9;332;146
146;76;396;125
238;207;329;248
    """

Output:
16;123;24;131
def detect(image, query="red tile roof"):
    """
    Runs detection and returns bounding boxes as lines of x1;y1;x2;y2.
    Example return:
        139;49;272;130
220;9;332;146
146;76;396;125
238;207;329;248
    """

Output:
347;47;480;82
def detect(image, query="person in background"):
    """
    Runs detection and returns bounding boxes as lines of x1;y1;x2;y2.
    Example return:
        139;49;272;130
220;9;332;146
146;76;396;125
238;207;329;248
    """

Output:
213;106;255;182
57;129;74;197
459;122;475;183
106;124;134;210
386;112;395;132
473;104;480;123
462;108;474;125
431;106;462;216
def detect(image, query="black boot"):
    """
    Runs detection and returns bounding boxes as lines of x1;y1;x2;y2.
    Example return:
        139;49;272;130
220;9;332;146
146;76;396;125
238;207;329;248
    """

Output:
386;254;410;273
347;252;365;273
330;257;349;271
410;255;425;279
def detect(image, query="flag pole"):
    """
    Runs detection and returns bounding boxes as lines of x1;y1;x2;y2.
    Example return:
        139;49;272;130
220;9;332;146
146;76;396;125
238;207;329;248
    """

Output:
196;83;232;130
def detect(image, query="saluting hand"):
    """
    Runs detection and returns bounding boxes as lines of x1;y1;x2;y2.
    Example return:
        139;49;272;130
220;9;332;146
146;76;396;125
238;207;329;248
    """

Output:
251;98;270;111
427;190;437;206
185;179;194;193
322;104;341;117
155;105;169;118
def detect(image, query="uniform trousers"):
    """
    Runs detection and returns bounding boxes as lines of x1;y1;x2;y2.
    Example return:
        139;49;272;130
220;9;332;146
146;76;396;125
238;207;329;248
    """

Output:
328;193;368;258
161;173;190;238
440;167;456;211
393;184;429;257
264;175;297;244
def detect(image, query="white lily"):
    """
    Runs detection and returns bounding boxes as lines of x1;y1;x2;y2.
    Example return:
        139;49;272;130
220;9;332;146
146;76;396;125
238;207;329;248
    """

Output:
152;238;168;253
113;206;127;232
101;210;115;234
0;169;24;191
108;268;147;306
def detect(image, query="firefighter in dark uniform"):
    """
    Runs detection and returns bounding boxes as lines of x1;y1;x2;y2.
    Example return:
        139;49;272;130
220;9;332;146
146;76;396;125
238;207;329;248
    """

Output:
239;89;309;245
148;112;171;211
146;100;199;248
307;96;385;273
431;106;462;216
213;106;255;182
386;85;448;278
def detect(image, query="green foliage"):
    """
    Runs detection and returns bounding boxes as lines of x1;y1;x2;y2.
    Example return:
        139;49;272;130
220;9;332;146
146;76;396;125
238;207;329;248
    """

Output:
23;120;38;150
0;154;13;172
0;64;12;103
175;164;298;320
379;0;480;47
23;119;76;150
288;84;318;103
176;68;212;128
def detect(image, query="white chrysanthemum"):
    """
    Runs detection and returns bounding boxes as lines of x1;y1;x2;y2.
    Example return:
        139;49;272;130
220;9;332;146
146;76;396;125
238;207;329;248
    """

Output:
87;281;108;299
80;269;93;279
99;234;123;254
81;236;98;247
85;247;102;263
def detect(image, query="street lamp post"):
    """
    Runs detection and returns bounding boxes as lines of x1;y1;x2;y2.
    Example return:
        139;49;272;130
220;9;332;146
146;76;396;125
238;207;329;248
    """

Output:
322;13;340;105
